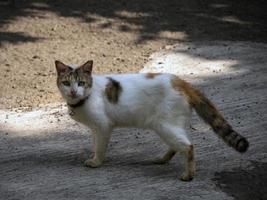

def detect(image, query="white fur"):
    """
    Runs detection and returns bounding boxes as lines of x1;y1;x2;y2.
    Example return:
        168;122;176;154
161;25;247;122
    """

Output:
70;74;191;134
59;73;194;178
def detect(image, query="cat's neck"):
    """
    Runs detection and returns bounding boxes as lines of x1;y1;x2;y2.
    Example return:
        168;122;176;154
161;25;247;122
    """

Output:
67;95;90;108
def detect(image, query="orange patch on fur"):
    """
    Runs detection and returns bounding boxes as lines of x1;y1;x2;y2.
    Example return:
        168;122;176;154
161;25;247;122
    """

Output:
171;76;200;105
145;73;161;79
188;145;194;162
171;75;249;153
105;77;122;104
187;145;195;179
171;76;224;127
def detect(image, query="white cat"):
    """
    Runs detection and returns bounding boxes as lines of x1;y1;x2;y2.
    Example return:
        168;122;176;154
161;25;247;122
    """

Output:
55;60;249;181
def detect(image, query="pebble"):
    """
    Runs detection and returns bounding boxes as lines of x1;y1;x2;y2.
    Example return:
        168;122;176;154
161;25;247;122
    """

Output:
32;55;40;59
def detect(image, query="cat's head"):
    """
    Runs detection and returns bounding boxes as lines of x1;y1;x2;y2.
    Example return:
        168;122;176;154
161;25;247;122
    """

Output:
55;60;93;104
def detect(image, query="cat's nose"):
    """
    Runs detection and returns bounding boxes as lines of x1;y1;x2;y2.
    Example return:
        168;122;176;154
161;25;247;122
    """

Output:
70;90;77;97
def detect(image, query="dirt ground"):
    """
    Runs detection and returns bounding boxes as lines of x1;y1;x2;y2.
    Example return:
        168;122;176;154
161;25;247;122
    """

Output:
0;0;267;109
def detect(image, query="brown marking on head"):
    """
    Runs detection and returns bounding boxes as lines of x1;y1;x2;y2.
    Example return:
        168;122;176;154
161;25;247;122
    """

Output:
55;60;93;89
76;60;93;88
105;77;122;104
76;68;93;89
55;60;71;75
171;75;249;153
78;60;93;75
145;73;161;79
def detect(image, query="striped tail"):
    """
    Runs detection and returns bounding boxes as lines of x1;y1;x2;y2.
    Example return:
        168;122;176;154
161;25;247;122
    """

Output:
172;77;249;153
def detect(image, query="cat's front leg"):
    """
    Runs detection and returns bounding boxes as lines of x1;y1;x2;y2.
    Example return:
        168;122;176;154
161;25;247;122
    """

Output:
84;127;111;168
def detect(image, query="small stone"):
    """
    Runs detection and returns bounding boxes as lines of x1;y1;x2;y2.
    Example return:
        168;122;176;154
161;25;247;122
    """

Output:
32;55;40;59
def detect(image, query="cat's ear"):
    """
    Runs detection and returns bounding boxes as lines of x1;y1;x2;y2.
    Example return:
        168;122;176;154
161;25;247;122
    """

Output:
80;60;93;74
55;60;69;75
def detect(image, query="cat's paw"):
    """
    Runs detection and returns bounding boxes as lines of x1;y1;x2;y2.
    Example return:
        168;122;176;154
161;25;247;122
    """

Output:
84;159;102;168
180;172;194;182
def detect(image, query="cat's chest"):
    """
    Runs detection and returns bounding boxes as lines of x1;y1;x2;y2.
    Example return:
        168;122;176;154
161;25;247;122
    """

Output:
68;106;91;126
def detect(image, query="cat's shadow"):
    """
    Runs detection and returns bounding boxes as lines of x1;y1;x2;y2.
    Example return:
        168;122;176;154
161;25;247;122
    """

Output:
103;153;182;181
212;161;267;200
29;144;175;181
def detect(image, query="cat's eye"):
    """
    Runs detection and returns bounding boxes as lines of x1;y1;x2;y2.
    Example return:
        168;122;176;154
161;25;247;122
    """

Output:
62;81;70;86
78;81;85;86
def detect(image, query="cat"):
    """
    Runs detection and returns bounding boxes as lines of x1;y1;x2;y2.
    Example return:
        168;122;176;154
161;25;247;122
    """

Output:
55;60;249;181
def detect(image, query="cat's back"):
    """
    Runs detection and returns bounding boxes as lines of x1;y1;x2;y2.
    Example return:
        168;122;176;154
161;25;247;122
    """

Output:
92;73;177;127
93;73;178;110
93;73;173;89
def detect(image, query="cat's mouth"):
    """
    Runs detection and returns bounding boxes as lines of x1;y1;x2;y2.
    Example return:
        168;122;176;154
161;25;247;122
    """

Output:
68;93;77;98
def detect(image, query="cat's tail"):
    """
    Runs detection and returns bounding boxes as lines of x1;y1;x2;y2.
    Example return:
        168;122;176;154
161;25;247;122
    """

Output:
172;77;249;153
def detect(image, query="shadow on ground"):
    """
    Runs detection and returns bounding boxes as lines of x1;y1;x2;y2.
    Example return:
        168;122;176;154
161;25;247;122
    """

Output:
0;0;266;44
213;161;267;200
0;31;40;46
0;1;42;45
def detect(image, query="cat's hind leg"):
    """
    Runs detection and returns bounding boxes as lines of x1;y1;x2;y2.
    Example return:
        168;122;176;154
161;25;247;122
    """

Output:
156;124;195;181
180;144;195;181
152;149;176;164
